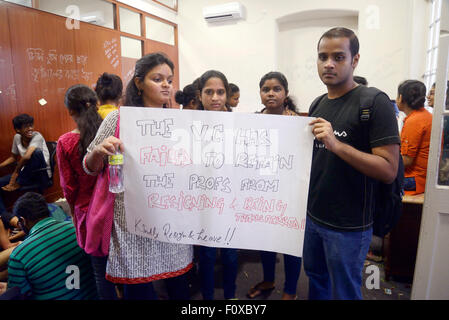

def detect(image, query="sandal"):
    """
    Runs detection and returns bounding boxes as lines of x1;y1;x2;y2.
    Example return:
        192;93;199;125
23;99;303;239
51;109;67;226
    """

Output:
246;281;275;299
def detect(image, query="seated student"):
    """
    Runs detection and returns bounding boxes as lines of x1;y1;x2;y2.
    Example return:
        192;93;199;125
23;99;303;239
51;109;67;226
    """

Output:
0;211;24;250
0;246;17;283
95;73;123;119
7;192;98;300
397;80;432;195
226;83;240;111
0;282;6;295
0;114;51;214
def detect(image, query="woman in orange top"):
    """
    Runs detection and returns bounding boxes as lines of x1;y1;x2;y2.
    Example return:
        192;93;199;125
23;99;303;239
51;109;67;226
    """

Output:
396;80;432;195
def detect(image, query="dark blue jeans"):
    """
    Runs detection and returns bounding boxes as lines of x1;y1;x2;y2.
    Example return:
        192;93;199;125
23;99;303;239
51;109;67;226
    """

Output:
303;217;372;300
404;177;416;191
260;251;302;295
199;246;238;300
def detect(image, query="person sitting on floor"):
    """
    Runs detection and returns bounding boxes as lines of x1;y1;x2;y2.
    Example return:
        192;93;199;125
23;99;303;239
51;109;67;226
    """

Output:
0;211;24;250
7;192;98;300
0;114;51;214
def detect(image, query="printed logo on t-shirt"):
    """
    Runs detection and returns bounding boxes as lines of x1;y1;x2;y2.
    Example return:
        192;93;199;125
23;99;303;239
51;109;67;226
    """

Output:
333;130;347;137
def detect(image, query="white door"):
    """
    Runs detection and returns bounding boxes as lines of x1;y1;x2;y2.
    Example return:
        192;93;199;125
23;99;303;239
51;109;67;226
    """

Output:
412;0;449;300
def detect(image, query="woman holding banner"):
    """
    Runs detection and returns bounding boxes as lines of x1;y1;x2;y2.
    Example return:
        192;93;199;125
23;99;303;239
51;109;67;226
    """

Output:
247;71;302;300
83;53;193;300
196;70;239;300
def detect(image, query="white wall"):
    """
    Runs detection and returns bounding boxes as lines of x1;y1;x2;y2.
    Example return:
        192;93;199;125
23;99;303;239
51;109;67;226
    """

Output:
35;0;431;112
277;13;358;111
177;0;431;113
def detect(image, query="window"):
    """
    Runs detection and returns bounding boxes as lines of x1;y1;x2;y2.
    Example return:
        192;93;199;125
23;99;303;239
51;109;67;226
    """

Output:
145;16;175;46
36;0;115;29
153;0;177;11
3;0;32;7
423;0;442;95
119;7;142;36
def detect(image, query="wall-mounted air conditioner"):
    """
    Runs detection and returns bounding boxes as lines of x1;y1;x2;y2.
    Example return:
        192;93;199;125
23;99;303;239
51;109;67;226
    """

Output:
81;11;105;26
202;2;245;23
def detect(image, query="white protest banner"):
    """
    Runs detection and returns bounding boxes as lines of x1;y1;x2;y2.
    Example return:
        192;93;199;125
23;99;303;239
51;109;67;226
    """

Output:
120;107;314;257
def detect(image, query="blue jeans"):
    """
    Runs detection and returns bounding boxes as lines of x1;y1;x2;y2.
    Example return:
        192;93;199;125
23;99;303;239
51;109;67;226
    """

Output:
199;246;238;300
303;216;372;300
260;251;302;295
404;177;416;191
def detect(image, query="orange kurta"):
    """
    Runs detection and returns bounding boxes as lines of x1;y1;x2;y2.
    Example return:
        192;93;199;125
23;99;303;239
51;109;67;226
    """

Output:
401;108;432;195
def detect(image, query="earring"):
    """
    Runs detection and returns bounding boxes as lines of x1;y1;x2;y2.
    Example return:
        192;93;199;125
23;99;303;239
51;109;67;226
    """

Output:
138;90;142;96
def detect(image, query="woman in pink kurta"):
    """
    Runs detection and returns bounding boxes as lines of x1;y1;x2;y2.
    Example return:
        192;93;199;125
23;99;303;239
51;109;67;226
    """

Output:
57;131;97;249
57;84;102;251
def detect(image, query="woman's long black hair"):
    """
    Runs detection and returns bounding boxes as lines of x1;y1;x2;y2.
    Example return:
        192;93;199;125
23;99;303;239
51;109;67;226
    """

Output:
398;80;426;110
125;52;174;107
259;71;299;113
196;70;230;110
95;72;123;105
64;84;102;157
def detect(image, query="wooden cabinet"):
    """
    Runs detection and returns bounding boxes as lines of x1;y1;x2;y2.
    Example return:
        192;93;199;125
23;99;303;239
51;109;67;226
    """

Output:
383;194;424;281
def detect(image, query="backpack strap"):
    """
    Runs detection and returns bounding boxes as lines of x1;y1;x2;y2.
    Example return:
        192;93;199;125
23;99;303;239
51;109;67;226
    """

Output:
358;86;385;151
359;86;383;123
308;93;327;116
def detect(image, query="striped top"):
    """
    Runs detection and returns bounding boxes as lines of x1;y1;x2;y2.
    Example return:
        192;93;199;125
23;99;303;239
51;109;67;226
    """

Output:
7;217;98;300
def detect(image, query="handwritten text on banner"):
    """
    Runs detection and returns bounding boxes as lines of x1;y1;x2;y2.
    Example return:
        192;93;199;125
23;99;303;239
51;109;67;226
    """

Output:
121;107;314;257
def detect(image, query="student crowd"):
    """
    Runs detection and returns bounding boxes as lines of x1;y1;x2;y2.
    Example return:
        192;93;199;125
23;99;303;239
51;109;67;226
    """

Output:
0;27;447;300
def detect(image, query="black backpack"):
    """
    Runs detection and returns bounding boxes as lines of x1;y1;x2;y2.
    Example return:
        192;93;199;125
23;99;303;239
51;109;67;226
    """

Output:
309;87;404;237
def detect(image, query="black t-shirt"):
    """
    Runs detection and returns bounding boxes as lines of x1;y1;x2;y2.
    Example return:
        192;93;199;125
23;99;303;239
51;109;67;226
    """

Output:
307;86;400;231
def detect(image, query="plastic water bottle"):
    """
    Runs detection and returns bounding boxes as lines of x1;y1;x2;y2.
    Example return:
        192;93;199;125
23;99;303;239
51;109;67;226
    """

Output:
109;151;124;193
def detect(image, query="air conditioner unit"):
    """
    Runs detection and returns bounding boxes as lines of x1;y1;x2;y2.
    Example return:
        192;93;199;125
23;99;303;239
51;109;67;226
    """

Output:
81;11;105;25
203;2;245;23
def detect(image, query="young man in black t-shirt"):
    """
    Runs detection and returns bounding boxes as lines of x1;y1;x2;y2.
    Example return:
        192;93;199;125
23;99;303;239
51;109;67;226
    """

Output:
305;28;400;300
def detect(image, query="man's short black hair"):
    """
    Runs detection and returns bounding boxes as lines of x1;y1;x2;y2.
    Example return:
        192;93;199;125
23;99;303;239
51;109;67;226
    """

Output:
12;114;34;130
318;27;360;58
13;192;50;222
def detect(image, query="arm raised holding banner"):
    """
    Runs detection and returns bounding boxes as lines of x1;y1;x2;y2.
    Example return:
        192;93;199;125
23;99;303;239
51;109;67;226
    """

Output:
82;53;193;300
